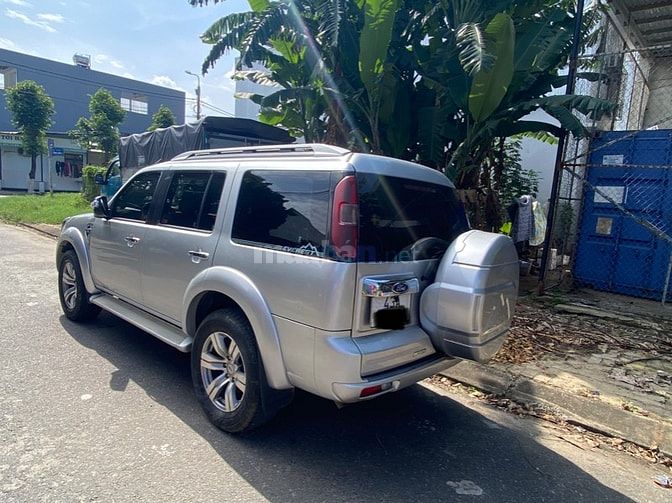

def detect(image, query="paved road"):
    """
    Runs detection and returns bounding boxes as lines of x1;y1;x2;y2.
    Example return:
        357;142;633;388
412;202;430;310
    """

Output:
0;223;667;502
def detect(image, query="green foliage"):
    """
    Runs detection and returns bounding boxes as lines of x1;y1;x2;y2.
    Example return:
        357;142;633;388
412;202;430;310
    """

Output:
148;105;176;131
81;165;107;202
496;139;540;205
4;80;55;180
70;88;126;162
468;13;515;123
193;0;615;186
0;193;90;224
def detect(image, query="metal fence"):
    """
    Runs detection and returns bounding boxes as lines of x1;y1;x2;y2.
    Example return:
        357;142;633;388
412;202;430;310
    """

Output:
540;11;672;304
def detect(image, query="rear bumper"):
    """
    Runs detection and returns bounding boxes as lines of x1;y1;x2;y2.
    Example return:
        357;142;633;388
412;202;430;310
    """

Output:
331;355;458;403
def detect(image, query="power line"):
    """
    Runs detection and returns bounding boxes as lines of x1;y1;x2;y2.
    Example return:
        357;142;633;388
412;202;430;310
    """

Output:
0;58;186;102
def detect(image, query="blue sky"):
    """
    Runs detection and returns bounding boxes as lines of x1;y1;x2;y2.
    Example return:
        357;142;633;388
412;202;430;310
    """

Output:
0;0;250;120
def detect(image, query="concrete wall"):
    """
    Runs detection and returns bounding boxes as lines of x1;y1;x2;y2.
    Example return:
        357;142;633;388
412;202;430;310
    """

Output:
0;49;185;135
643;57;672;129
0;133;87;191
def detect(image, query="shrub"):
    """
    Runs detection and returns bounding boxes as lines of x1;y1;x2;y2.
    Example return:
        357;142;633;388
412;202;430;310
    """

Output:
81;165;107;202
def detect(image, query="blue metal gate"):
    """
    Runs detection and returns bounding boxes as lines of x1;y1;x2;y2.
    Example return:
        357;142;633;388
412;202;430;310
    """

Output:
573;130;672;301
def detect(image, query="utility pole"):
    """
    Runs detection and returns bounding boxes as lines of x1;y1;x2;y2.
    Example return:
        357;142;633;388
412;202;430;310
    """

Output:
185;70;201;120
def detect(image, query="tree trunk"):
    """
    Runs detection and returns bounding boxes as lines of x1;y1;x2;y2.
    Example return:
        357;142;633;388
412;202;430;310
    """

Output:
27;155;37;193
29;155;36;180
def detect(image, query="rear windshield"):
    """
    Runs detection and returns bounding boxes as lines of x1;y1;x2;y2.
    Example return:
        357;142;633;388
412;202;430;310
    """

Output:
357;173;468;262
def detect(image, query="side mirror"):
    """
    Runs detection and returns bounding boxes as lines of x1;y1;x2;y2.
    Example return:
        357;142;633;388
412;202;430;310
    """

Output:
92;196;111;219
94;173;106;185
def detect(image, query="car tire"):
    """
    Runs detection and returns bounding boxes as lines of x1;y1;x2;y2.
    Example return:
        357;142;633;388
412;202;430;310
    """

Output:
191;309;286;433
58;250;101;322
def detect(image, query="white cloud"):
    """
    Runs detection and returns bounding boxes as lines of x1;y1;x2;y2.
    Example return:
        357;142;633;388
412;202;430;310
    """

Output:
93;53;125;71
5;9;57;32
150;75;184;91
37;13;64;23
2;0;31;7
0;36;17;50
0;36;36;55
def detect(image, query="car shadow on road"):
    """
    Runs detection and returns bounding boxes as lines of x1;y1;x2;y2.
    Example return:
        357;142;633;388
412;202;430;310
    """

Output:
60;313;634;503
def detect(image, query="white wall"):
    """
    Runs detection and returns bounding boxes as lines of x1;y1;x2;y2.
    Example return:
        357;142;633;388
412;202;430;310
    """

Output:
0;135;87;191
518;109;559;205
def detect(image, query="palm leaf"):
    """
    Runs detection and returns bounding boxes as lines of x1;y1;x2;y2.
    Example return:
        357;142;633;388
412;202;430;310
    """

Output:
316;0;345;46
544;106;587;138
238;3;288;67
456;22;493;75
232;70;279;87
359;0;401;104
201;11;257;44
469;13;515;122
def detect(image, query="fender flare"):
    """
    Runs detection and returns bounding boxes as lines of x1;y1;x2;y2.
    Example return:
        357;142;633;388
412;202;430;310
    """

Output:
57;228;98;294
183;267;291;390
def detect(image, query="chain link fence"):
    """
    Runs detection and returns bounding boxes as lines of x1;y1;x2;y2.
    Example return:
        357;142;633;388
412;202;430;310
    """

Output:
541;11;672;304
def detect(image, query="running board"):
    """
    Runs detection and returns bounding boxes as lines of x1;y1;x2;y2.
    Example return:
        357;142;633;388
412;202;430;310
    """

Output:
90;294;192;352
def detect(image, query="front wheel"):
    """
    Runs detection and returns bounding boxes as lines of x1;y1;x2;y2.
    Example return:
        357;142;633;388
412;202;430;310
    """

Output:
191;309;286;433
58;250;101;322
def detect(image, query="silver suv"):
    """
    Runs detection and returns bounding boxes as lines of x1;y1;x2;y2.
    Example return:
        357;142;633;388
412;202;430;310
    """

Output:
57;144;518;432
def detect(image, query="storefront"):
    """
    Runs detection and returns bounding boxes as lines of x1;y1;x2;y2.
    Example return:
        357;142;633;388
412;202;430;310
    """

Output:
0;133;87;192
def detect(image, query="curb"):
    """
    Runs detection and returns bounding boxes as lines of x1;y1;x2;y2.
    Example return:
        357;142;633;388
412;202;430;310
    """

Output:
440;361;672;457
17;223;59;240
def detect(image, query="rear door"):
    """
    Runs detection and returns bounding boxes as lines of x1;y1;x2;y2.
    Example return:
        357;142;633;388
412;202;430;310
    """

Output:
89;170;162;305
140;169;228;324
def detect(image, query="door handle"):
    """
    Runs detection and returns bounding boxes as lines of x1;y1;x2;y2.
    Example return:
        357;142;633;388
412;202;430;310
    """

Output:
188;250;210;263
124;236;140;248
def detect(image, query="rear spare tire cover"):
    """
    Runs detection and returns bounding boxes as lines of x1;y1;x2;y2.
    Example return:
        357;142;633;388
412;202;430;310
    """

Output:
419;230;519;362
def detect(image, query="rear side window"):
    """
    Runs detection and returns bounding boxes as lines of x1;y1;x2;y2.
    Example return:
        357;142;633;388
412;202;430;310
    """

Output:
110;171;160;221
232;170;331;256
357;173;468;262
160;171;225;231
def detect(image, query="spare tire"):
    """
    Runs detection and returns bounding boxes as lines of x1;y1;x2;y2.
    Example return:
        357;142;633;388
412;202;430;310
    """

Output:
419;230;519;363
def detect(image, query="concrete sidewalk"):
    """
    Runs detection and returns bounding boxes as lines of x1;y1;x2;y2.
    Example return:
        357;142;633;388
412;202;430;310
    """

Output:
441;293;672;457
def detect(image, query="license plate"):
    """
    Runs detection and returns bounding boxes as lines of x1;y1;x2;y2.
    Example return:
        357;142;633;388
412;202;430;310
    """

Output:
370;296;410;329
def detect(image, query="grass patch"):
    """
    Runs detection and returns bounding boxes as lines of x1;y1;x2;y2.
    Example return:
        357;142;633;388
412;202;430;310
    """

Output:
0;193;91;224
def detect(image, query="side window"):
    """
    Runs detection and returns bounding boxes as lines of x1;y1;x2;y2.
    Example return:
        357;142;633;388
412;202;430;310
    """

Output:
160;172;226;231
232;170;331;256
110;172;160;221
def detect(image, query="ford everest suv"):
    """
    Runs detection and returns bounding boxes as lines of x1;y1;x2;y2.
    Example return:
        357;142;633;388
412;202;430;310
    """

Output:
57;144;518;433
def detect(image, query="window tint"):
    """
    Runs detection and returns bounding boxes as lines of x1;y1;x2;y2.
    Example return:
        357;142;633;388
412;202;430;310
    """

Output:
110;172;160;221
232;171;331;256
160;172;225;231
357;173;468;262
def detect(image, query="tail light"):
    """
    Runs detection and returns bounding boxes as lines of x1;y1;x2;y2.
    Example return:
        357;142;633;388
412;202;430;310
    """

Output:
330;175;358;260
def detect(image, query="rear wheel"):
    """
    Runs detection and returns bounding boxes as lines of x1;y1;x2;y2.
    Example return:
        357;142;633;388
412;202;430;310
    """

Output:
58;250;101;322
191;309;285;433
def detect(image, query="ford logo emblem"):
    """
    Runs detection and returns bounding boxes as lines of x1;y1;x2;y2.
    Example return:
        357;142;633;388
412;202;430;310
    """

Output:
392;282;409;294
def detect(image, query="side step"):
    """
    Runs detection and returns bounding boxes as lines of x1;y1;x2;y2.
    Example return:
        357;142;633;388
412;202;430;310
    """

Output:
90;294;192;352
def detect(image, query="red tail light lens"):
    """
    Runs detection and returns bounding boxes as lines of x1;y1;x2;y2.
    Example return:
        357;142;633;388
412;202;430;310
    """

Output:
330;175;358;260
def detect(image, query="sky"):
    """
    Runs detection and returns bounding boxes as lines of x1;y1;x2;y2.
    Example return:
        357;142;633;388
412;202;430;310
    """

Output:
0;0;250;120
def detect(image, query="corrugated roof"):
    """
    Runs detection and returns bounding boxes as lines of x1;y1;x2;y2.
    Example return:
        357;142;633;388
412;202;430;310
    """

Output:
615;0;672;50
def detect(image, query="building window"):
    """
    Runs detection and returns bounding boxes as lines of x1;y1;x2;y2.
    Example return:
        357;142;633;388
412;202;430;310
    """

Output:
120;93;148;115
0;67;17;90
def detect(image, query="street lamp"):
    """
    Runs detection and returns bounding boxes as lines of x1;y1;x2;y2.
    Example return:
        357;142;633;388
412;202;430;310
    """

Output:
185;70;201;120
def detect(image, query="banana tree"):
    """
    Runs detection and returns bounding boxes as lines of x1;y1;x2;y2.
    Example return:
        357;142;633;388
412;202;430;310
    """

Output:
192;0;614;189
192;0;411;153
409;0;613;187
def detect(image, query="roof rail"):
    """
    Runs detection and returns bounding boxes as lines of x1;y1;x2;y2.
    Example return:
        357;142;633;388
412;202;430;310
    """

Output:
172;143;351;161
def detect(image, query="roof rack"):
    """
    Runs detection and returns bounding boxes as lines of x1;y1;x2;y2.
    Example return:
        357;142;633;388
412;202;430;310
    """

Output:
172;143;351;161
